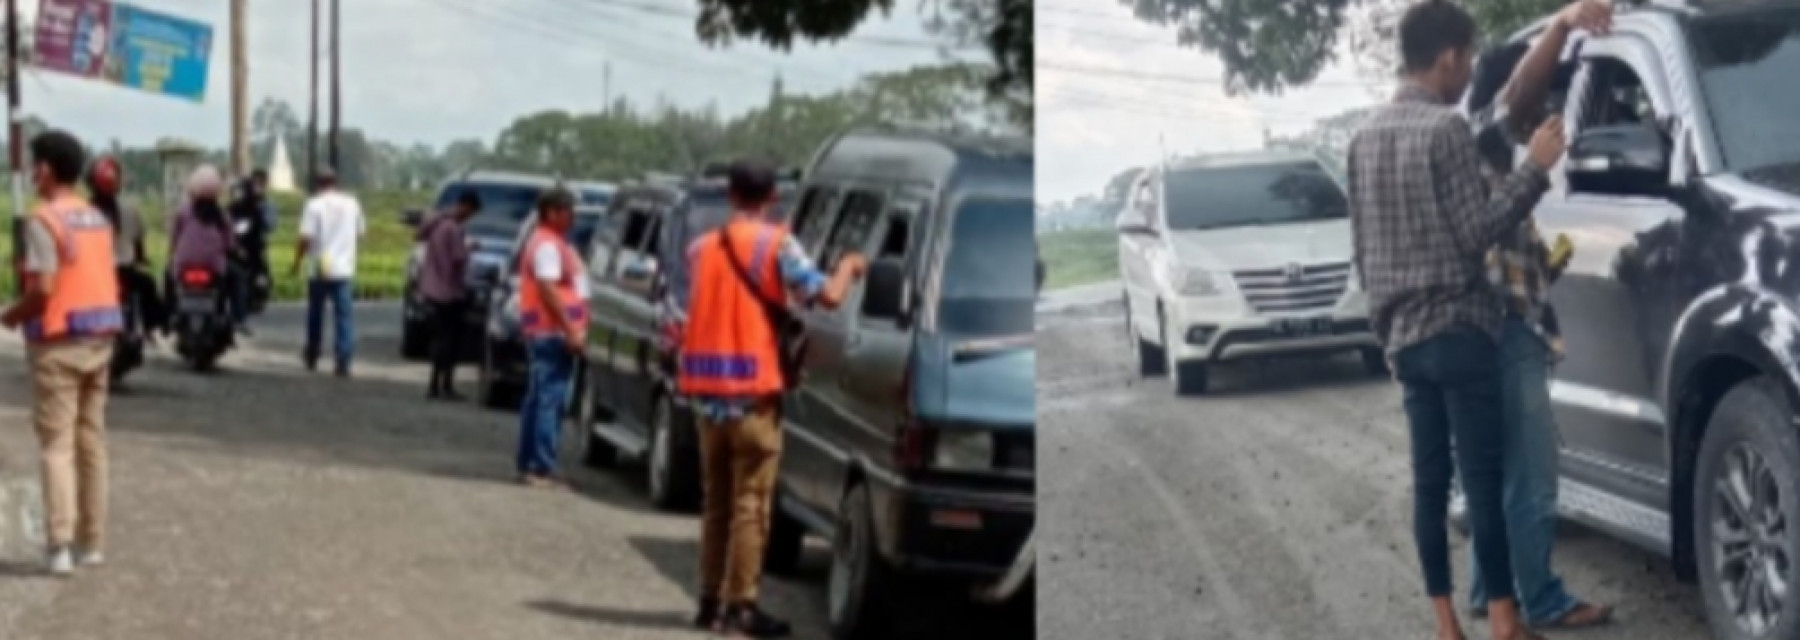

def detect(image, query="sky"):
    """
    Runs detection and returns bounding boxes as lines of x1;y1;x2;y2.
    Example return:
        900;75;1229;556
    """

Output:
18;0;962;150
1036;0;1390;204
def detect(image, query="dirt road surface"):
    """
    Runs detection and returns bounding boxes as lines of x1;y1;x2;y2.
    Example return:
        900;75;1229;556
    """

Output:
1036;296;1709;640
0;302;1025;640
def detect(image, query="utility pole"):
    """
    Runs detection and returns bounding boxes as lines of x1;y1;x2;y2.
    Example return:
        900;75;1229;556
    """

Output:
602;62;611;115
230;0;249;176
307;0;319;191
328;0;340;171
7;0;21;292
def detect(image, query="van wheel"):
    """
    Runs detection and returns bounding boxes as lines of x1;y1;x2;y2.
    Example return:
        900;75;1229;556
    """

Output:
765;503;805;577
1695;377;1800;640
1162;316;1207;396
1129;294;1167;377
1361;347;1390;376
646;396;699;511
829;484;895;640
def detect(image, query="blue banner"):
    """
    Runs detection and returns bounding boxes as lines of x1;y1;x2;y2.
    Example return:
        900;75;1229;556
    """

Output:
105;2;212;101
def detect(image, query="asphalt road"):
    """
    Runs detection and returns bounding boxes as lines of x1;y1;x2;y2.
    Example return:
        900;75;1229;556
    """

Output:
0;301;1026;639
1035;295;1711;640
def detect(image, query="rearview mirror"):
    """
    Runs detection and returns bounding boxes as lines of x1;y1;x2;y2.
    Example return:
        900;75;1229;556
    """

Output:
401;208;425;227
861;258;909;324
1567;123;1671;198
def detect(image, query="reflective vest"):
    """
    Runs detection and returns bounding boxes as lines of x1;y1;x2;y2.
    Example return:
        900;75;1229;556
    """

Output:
678;219;788;397
25;197;122;343
516;227;589;338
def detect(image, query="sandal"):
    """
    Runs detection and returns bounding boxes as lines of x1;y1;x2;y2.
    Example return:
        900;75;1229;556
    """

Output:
1541;602;1613;629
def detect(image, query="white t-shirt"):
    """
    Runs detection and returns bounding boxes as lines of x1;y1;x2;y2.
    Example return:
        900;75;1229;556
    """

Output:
532;241;591;300
300;190;366;279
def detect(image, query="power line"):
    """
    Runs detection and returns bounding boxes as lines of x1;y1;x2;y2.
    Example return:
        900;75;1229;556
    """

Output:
1039;61;1366;89
551;0;843;87
424;0;763;84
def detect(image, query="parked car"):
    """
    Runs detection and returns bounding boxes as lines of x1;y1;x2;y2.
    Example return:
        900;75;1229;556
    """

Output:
1117;149;1380;396
400;171;613;360
474;204;609;409
756;128;1035;638
573;178;797;509
1444;4;1800;638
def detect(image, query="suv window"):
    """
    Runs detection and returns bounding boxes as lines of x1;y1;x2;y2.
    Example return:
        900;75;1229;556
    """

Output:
1689;8;1800;173
437;181;543;238
1162;161;1346;231
938;197;1034;337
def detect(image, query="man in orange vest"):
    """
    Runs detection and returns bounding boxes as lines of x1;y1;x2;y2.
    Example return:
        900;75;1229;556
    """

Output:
2;130;123;576
679;160;865;637
514;186;588;488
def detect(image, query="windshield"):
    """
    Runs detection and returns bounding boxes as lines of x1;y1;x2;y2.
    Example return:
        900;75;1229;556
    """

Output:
437;182;542;238
1162;161;1347;231
1689;8;1800;173
579;189;612;207
939;197;1033;338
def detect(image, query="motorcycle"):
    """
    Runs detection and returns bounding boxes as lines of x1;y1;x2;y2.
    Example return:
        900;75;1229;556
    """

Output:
170;265;235;371
232;218;272;315
109;268;149;384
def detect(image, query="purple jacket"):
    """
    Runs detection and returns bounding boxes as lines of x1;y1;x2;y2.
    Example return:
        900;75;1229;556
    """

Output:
169;207;235;273
417;211;471;303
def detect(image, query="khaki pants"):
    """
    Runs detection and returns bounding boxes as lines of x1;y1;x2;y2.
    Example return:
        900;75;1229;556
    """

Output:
28;339;112;551
698;397;782;604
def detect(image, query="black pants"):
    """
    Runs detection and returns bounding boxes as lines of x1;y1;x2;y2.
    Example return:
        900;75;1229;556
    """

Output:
117;266;166;332
428;298;469;392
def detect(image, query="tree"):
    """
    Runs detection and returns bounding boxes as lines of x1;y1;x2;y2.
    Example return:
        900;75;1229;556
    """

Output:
1120;0;1564;95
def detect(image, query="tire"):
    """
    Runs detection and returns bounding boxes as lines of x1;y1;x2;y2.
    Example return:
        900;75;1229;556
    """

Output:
1694;377;1800;640
1361;347;1390;376
1163;314;1208;396
1132;296;1167;378
646;394;700;511
400;318;429;360
829;484;895;640
765;502;806;577
477;341;519;410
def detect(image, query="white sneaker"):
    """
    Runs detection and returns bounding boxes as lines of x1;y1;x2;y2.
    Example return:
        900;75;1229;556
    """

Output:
75;548;104;567
46;547;72;576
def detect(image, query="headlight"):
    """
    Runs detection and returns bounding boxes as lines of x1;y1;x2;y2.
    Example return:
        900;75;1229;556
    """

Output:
1167;264;1221;297
933;430;995;471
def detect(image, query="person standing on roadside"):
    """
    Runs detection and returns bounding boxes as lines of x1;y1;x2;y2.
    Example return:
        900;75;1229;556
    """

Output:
678;160;866;638
289;167;365;377
1456;0;1616;630
513;186;588;487
1347;2;1566;639
419;191;482;400
2;130;122;575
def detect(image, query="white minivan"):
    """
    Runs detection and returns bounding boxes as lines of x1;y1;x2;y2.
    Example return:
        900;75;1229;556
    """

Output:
1116;150;1382;395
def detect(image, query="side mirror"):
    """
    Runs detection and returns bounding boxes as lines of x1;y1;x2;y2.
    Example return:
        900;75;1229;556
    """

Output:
401;208;425;227
1567;123;1672;198
861;258;909;323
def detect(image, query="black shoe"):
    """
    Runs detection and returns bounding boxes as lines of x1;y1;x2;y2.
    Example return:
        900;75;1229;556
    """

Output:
427;388;442;400
718;603;791;638
693;596;721;630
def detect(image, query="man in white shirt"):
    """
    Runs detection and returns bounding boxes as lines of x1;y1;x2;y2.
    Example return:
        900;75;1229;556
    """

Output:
513;187;590;487
289;167;366;377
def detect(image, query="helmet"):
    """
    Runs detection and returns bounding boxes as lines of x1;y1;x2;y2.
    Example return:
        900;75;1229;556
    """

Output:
87;155;121;196
187;165;223;199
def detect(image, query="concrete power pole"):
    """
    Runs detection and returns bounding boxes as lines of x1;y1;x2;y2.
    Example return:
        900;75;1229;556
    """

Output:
230;0;249;176
307;0;319;190
327;0;340;172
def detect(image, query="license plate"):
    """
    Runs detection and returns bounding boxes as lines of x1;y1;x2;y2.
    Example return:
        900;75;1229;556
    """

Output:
1270;317;1334;337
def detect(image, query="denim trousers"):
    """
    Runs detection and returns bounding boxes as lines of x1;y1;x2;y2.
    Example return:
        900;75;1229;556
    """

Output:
516;337;575;476
304;279;355;366
1394;325;1515;601
1467;318;1580;623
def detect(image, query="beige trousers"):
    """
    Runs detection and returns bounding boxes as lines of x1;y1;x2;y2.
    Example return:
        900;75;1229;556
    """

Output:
698;397;783;604
28;338;112;551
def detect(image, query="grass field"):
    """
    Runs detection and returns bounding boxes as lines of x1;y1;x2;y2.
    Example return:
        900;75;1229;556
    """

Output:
1038;227;1118;290
0;189;428;301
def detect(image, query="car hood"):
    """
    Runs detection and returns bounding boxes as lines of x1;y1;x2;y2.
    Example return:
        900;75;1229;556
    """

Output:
919;333;1035;430
1167;218;1352;271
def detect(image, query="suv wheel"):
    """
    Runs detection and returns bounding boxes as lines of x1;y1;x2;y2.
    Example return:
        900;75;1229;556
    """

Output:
646;394;699;511
1360;347;1390;376
828;484;895;640
765;502;805;576
1696;377;1800;640
1162;314;1208;396
1133;296;1167;378
477;340;517;410
577;372;618;469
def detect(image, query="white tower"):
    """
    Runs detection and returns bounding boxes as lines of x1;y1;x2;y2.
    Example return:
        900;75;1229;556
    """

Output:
268;136;297;193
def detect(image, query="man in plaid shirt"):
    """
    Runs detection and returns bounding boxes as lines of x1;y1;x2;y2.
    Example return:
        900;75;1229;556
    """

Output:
1456;0;1616;629
1347;2;1565;638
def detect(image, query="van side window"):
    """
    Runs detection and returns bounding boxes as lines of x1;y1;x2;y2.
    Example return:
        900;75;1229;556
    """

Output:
793;187;840;253
877;216;909;259
819;190;884;270
610;208;657;279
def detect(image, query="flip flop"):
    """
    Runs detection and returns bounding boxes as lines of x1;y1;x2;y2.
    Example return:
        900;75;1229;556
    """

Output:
1540;602;1613;629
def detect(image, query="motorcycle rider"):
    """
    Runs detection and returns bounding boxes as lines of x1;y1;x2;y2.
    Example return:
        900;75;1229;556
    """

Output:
228;169;273;316
88;156;163;338
168;166;248;334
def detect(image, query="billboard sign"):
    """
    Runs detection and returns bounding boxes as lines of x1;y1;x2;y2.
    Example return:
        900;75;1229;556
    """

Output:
33;0;213;102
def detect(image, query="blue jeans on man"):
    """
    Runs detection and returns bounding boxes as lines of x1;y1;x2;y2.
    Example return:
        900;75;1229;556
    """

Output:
516;336;576;477
304;278;355;372
1466;317;1581;624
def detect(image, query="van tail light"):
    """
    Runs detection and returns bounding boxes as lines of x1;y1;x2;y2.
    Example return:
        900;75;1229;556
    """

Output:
180;268;214;288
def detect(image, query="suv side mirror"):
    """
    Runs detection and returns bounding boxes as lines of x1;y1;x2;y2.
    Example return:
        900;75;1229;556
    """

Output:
401;208;425;227
862;258;909;323
1567;123;1671;198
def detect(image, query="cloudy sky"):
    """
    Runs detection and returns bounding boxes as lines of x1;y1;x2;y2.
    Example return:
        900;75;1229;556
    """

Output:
1037;0;1389;203
20;0;958;149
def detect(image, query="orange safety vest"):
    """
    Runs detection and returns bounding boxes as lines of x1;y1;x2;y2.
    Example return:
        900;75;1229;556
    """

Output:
516;227;589;338
24;197;122;343
678;219;789;397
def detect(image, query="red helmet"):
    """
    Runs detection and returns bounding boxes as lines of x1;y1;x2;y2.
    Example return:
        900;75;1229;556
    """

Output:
88;156;121;196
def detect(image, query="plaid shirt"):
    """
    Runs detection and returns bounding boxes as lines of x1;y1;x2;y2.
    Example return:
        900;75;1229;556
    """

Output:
1471;103;1570;360
1347;84;1551;355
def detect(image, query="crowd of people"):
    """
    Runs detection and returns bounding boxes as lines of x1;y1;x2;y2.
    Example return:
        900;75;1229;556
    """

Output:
1348;1;1616;639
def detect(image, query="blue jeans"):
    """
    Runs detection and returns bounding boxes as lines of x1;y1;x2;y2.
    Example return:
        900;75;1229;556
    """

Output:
1467;318;1581;623
1394;325;1515;601
304;278;354;366
516;337;575;476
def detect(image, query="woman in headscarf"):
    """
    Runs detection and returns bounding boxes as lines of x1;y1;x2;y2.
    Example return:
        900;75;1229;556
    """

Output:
168;165;249;334
87;156;165;335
